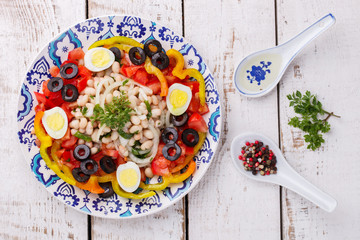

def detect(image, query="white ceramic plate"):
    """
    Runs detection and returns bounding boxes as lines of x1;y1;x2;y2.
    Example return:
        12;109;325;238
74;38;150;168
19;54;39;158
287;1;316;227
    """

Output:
17;15;222;219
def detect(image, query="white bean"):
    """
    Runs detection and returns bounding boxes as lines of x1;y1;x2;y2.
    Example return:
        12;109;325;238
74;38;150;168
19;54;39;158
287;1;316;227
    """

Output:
105;93;113;104
140;136;148;143
129;95;139;107
91;129;99;142
159;100;166;111
84;87;96;96
79;128;85;133
145;167;154;178
87;79;94;87
102;136;112;144
78;139;85;145
112;61;120;73
134;132;142;141
85;121;93;135
96;71;105;77
85;103;94;117
111;131;119;141
130;115;141;125
113;90;121;98
128;138;135;147
118;145;129;157
85;141;93;148
90;147;98;155
79;118;88;129
105;67;112;76
115;74;122;82
129;125;142;134
69;119;80;129
143;129;154;139
125;122;132;129
141;140;153;150
119;86;129;92
106;142;115;149
151;108;162;118
70;128;78;135
103;126;111;133
74;111;83;119
152;95;159;105
92;121;98;128
141;119;149;128
77;95;89;107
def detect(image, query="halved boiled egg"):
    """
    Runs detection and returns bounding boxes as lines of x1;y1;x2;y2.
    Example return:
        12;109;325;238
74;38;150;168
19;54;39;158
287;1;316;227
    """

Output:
116;161;141;193
42;107;68;139
84;47;115;72
166;83;192;116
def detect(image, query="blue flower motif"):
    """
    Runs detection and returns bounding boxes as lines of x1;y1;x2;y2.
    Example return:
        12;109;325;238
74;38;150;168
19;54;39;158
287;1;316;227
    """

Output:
246;61;271;85
62;46;68;53
107;21;114;28
188;59;194;66
149;25;156;32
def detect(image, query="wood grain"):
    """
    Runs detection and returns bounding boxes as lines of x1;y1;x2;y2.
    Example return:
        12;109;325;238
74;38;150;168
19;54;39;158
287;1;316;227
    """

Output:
0;0;87;239
87;1;185;239
184;0;281;239
277;1;360;239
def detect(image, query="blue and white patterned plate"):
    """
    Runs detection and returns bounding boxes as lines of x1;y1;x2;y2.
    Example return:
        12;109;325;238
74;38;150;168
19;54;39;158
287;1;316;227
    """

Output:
17;15;222;219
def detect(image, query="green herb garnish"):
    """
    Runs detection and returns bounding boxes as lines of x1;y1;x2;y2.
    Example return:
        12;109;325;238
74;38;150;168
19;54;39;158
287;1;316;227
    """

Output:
81;106;88;115
99;132;111;140
118;129;134;139
122;79;129;86
66;159;70;162
90;95;95;99
74;131;92;142
144;100;152;119
91;94;133;131
287;90;340;151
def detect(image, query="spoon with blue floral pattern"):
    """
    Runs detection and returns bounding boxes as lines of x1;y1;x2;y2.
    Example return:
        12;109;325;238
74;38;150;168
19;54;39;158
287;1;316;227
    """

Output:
233;13;335;98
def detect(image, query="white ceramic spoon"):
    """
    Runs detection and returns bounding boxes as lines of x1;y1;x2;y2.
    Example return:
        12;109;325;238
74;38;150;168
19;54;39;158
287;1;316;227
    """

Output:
230;132;337;212
233;13;336;98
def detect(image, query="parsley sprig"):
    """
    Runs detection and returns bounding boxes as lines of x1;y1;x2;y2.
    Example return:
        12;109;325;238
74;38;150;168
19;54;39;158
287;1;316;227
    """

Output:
91;93;133;130
287;90;340;151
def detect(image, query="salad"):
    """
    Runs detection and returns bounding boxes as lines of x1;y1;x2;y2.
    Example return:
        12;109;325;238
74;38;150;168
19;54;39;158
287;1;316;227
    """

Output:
33;36;209;199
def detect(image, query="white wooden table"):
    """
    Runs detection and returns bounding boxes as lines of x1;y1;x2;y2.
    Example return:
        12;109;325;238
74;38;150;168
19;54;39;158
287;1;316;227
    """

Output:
1;0;359;239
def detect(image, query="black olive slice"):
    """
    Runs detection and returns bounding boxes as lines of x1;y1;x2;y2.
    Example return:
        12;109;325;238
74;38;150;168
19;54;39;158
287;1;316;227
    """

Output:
61;84;79;102
109;47;122;60
99;156;116;174
171;113;189;127
161;127;178;144
162;143;182;161
151;52;169;70
181;128;199;147
144;39;162;57
47;77;64;92
98;182;115;198
60;63;78;79
73;144;91;161
72;168;90;182
80;159;98;175
129;47;146;65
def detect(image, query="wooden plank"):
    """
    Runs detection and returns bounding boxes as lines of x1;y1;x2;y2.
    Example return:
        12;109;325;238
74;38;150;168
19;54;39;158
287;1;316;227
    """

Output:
277;1;360;239
0;0;87;239
184;1;281;239
87;1;186;239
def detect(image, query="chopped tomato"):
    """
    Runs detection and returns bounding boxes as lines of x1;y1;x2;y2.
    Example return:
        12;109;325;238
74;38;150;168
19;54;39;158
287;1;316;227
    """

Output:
34;92;57;109
183;80;200;94
101;145;119;159
61;60;78;68
117;155;126;165
60;102;74;122
61;127;71;141
165;75;181;86
68;48;85;63
187;93;200;113
62;150;71;161
61;135;78;149
169;155;186;170
56;149;66;158
120;57;130;66
49;66;60;77
74;66;92;92
185;145;194;155
133;68;149;85
121;65;143;78
151;156;171;176
198;102;210;115
146;80;161;95
35;103;45;112
91;151;104;162
188;112;208;132
140;167;146;181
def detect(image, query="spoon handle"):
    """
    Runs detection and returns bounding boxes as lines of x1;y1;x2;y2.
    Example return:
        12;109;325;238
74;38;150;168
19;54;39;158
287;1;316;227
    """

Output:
281;13;336;59
278;167;337;212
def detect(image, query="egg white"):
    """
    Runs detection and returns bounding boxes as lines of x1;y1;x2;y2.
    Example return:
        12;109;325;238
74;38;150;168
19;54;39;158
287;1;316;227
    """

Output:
42;107;68;139
84;47;115;72
166;83;192;116
116;161;141;193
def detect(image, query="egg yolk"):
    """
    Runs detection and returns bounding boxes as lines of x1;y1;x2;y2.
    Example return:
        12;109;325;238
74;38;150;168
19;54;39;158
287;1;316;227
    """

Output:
46;112;64;131
170;89;188;108
91;50;111;67
119;169;138;188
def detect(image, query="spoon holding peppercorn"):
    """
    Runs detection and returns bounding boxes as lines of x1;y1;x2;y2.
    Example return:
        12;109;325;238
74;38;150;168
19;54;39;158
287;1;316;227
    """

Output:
230;132;337;212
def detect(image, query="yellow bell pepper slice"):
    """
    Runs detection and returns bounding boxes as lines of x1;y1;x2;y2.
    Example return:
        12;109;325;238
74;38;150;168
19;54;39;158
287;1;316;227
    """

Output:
97;172;117;183
88;36;143;50
166;49;206;107
105;43;132;53
34;111;76;186
144;57;168;97
139;176;171;191
111;180;156;199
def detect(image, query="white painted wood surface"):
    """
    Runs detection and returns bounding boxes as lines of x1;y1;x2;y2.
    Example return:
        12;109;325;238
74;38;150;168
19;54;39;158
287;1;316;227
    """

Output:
1;0;360;239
